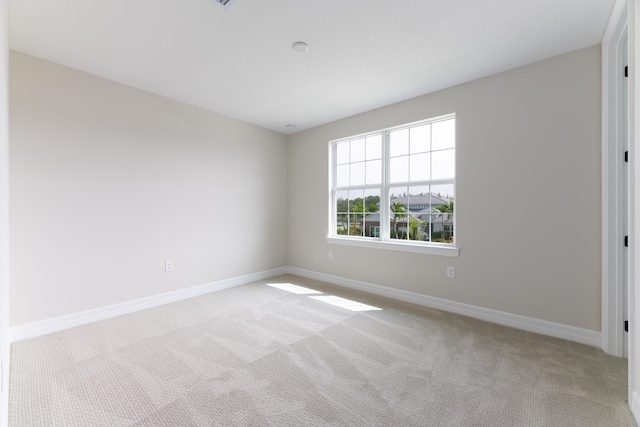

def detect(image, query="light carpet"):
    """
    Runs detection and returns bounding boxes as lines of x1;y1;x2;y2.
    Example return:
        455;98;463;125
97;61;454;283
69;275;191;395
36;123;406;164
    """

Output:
9;274;635;426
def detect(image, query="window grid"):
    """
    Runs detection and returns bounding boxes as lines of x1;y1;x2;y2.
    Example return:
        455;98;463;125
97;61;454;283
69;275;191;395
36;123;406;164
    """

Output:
331;114;455;246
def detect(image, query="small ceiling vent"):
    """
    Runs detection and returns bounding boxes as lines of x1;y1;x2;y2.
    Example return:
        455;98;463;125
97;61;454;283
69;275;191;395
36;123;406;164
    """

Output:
216;0;237;9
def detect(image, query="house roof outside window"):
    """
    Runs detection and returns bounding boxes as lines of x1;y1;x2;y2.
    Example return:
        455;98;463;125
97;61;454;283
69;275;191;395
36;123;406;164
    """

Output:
390;194;452;211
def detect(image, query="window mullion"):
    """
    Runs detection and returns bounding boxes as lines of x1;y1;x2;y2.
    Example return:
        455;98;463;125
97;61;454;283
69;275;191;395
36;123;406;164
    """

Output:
334;184;382;192
329;143;337;237
381;130;390;241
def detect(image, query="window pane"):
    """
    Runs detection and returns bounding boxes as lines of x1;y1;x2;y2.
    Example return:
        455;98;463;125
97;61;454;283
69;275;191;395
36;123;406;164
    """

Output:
365;221;380;238
407;214;427;241
430;209;453;243
429;184;454;244
430;184;454;207
349;214;364;236
389;129;409;157
336;213;348;235
408;185;429;211
364;189;380;213
335;190;349;235
427;214;437;242
336;164;349;187
363;188;380;238
366;134;382;160
390;186;408;240
348;189;364;212
336;190;348;213
410;125;430;154
431;149;455;180
336;142;349;164
430;192;447;212
351;138;365;162
365;159;381;184
346;189;364;236
389;186;407;200
409;153;430;182
350;162;365;186
390;155;409;183
391;212;408;240
432;119;455;151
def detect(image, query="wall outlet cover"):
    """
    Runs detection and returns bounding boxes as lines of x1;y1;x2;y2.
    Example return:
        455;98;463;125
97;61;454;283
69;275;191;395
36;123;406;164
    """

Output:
447;267;455;278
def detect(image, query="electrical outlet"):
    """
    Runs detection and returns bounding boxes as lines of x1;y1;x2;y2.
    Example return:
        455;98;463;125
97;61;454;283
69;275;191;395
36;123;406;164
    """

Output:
447;266;455;278
165;261;173;272
328;250;333;259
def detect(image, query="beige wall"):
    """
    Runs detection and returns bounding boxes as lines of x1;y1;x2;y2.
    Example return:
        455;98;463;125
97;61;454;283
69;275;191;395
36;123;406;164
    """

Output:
288;45;602;331
9;52;289;326
9;45;603;333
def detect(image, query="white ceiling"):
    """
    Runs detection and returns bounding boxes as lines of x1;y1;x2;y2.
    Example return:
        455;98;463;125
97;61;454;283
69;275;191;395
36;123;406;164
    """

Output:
9;0;616;134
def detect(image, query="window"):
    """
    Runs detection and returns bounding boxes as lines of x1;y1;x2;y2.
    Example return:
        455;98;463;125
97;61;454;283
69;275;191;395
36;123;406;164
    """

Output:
328;114;457;256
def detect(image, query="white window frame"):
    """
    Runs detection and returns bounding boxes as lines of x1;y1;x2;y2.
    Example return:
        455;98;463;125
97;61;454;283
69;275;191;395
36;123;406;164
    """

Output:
327;114;459;257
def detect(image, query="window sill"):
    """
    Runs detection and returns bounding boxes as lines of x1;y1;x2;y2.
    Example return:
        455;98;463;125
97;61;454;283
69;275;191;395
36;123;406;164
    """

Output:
326;236;459;257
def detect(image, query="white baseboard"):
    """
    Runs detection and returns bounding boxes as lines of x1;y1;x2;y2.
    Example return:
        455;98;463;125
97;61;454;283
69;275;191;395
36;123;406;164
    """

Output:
632;391;640;426
287;267;601;348
10;267;288;342
10;265;602;349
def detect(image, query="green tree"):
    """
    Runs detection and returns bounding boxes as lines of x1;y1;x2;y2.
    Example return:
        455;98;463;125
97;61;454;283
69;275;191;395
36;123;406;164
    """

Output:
349;199;364;236
436;200;454;213
432;201;454;242
336;197;349;234
390;201;407;239
365;195;380;212
408;216;427;241
336;197;348;213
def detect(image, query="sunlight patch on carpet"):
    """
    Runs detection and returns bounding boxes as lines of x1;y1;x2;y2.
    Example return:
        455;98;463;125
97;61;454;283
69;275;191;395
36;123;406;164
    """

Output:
265;283;322;295
310;295;382;312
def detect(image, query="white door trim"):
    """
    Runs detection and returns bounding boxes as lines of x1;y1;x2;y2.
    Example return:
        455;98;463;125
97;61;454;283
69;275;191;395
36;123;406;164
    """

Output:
602;0;629;357
0;0;9;425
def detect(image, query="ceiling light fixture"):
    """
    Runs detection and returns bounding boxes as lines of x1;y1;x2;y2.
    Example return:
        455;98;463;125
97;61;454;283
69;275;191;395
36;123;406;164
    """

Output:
292;41;309;53
286;124;297;130
215;0;237;9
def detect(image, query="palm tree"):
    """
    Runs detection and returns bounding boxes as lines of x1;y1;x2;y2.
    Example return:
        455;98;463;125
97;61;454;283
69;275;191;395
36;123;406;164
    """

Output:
437;200;454;213
390;201;407;238
362;199;380;237
433;200;454;242
408;215;427;241
336;197;349;234
349;199;364;236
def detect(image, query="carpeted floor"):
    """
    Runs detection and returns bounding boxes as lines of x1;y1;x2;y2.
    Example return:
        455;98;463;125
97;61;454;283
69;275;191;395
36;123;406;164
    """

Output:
9;274;636;426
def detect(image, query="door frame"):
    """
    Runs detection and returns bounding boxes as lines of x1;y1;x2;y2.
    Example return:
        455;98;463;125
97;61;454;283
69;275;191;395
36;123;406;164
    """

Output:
0;0;8;425
602;0;629;358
